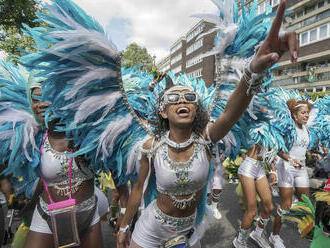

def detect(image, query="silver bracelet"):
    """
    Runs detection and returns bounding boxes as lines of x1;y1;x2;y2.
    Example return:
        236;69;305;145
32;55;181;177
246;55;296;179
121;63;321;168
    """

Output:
119;224;130;233
120;208;126;215
269;170;277;176
243;60;266;96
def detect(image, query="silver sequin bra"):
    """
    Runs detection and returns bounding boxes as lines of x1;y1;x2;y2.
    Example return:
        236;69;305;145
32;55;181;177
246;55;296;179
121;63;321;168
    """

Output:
154;141;209;209
40;138;93;196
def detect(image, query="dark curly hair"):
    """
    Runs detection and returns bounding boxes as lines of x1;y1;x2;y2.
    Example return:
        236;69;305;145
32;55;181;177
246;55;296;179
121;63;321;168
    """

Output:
151;86;209;137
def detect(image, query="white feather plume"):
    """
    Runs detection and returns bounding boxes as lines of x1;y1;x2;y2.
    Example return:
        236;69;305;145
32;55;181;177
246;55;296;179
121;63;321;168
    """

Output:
0;107;39;161
97;114;134;159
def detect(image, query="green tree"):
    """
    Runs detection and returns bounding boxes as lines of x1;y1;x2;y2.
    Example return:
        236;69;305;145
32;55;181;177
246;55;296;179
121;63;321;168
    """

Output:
0;0;40;61
122;43;154;72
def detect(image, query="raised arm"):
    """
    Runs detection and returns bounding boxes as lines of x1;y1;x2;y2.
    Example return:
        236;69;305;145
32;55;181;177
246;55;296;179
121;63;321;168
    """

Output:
117;139;152;248
208;0;298;143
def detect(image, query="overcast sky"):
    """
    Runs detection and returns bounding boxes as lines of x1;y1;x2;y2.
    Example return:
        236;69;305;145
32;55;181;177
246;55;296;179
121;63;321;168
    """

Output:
72;0;218;62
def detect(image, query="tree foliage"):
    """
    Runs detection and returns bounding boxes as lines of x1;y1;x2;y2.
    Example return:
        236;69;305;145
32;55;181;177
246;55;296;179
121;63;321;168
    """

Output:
302;91;330;101
122;43;154;72
0;0;40;61
0;0;39;30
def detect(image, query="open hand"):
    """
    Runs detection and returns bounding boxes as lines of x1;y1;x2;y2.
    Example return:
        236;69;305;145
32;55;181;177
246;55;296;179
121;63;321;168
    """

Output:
250;0;299;73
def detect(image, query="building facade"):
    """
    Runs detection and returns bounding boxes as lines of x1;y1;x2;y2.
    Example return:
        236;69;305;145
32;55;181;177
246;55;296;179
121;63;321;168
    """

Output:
269;0;330;92
159;0;330;92
157;20;217;87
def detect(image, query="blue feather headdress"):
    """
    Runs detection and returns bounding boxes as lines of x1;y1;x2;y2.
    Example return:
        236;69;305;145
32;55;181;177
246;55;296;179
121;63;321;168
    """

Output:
16;0;305;232
0;60;43;197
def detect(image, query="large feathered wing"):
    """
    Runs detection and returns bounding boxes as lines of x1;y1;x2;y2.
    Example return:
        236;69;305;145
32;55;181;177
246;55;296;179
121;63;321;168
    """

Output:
22;0;150;186
0;60;43;197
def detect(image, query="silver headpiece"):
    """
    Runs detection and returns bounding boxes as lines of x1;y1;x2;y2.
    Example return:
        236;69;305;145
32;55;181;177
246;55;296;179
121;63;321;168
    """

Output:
295;103;308;109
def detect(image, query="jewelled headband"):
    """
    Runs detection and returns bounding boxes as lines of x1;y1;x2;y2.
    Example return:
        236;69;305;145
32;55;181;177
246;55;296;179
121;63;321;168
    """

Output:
164;85;194;93
295;103;308;109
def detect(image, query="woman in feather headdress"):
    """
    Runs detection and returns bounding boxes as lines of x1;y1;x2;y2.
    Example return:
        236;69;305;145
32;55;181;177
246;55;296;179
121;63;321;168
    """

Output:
270;99;314;248
117;1;299;247
5;0;301;246
0;58;103;248
24;86;101;248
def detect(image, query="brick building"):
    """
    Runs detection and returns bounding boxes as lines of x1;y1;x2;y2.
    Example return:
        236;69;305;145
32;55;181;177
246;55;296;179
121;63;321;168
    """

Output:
269;0;330;92
157;20;216;87
158;0;330;92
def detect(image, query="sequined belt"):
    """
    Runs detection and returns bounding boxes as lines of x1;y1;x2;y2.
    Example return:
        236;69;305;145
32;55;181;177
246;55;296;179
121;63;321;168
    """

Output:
153;201;196;230
39;195;96;215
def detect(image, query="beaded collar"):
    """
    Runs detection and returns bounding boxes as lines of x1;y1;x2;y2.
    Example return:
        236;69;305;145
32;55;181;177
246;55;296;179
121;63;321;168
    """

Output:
165;131;199;149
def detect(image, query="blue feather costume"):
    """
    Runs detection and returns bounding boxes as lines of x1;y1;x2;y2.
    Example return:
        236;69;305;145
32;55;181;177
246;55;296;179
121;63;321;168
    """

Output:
0;61;44;197
3;0;321;242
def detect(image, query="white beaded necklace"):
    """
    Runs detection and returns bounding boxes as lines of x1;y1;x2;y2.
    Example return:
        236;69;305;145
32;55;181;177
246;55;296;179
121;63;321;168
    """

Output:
165;131;197;149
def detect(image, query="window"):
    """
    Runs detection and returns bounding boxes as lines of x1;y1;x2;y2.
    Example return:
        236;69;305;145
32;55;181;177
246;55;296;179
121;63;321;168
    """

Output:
186;57;202;68
318;1;324;8
296;10;303;19
287;22;300;31
296;9;330;29
309;29;317;42
172;65;181;74
305;5;315;15
187;68;202;78
186;39;203;55
187;24;205;42
302;15;316;27
319;24;328;39
257;1;267;15
317;9;330;22
300;22;330;46
301;32;308;45
171;53;182;65
170;42;182;53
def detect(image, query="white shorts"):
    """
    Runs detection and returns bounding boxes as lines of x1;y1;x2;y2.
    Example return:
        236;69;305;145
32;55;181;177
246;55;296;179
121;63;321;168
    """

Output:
132;201;199;248
30;196;100;234
277;159;309;188
94;186;110;218
238;157;266;180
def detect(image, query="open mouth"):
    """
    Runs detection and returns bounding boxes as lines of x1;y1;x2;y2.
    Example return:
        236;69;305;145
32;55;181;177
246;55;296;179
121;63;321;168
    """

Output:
176;107;190;117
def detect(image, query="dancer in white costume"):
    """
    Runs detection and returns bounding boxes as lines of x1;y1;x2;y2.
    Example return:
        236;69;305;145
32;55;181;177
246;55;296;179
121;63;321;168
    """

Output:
233;145;277;248
270;99;313;248
117;1;299;247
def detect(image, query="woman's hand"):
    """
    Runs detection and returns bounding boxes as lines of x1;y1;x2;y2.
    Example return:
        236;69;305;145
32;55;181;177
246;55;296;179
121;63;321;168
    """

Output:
250;0;299;73
117;230;131;248
292;159;304;168
269;173;278;187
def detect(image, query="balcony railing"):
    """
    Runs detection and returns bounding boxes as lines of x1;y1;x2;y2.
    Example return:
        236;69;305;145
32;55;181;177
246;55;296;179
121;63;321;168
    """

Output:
273;69;330;86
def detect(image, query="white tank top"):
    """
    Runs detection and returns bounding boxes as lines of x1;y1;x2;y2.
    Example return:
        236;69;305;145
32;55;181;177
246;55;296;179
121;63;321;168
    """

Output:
288;125;309;161
40;137;93;187
154;143;209;196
